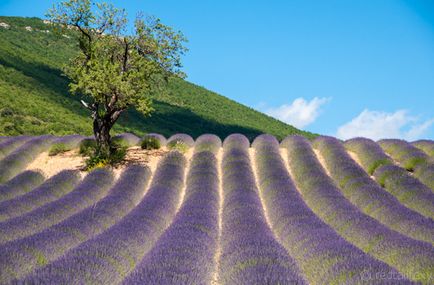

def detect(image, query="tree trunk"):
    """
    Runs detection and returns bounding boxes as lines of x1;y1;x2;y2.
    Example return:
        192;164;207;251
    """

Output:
93;116;112;157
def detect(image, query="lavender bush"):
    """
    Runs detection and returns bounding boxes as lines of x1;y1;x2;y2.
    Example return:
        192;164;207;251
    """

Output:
344;137;393;174
112;133;141;147
123;139;220;284
0;170;81;222
142;133;167;146
167;133;195;148
0;135;54;183
193;134;222;154
0;135;31;160
313;136;434;244
0;165;150;283
379;139;434;192
374;164;434;219
0;170;45;203
0;168;113;244
217;134;306;284
253;134;408;284
282;135;434;283
49;135;86;155
378;139;430;170
345;137;434;219
412;139;434;158
22;151;186;284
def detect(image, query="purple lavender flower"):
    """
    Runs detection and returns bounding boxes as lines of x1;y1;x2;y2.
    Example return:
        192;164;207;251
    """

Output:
374;164;434;219
0;165;150;283
217;134;306;284
142;133;167;146
0;170;81;221
167;133;195;148
345;138;434;219
123;140;220;284
0;170;45;203
0;136;31;160
378;139;430;171
412;139;434;158
0;135;55;183
344;137;393;174
252;134;409;284
194;134;221;154
22;151;186;284
0;168;113;244
113;133;141;147
282;135;434;283
376;139;434;192
313;136;434;244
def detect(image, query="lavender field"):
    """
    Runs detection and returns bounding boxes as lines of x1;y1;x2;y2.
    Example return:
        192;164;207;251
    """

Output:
0;133;433;284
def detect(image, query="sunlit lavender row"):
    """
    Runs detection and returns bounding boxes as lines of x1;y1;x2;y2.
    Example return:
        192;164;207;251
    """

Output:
0;165;150;283
283;135;433;282
313;136;434;244
345;137;434;219
123;135;221;284
253;134;405;284
0;133;433;284
22;151;186;284
218;134;306;284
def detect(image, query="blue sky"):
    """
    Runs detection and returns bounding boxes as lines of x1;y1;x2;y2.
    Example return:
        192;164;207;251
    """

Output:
1;0;434;140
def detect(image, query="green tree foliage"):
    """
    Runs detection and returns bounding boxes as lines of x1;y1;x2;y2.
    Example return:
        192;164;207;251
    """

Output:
47;0;187;155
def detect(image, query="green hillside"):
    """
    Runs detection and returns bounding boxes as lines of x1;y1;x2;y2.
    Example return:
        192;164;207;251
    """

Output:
0;16;315;140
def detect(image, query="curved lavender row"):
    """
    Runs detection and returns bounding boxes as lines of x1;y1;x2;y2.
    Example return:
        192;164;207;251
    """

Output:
23;151;186;284
1;165;151;283
0;136;7;143
0;135;54;183
253;135;407;284
0;168;113;244
379;139;431;170
0;170;45;203
113;133;141;147
412;139;434;158
0;136;31;160
123;143;219;284
0;170;81;222
378;139;434;192
345;138;434;219
194;133;222;154
374;165;434;220
314;136;434;244
167;133;195;147
51;135;86;149
282;136;434;283
344;137;393;175
142;133;167;146
217;134;306;284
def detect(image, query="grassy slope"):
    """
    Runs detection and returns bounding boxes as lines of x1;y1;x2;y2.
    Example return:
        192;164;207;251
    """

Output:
0;16;315;140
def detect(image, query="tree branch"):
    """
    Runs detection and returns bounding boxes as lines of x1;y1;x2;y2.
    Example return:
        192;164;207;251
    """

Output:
122;38;129;73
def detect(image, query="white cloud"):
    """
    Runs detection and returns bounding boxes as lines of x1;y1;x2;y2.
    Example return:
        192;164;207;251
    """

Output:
264;97;330;128
336;109;434;141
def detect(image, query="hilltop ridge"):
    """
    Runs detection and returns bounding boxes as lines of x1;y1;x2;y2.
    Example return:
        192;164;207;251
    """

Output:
0;16;315;140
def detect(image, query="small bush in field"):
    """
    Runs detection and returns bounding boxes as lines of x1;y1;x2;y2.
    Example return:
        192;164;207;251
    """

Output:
167;139;189;153
79;139;97;156
141;137;161;150
85;145;126;171
48;143;69;156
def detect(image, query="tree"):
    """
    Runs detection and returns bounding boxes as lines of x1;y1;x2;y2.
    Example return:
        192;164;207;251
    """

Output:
47;0;187;157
